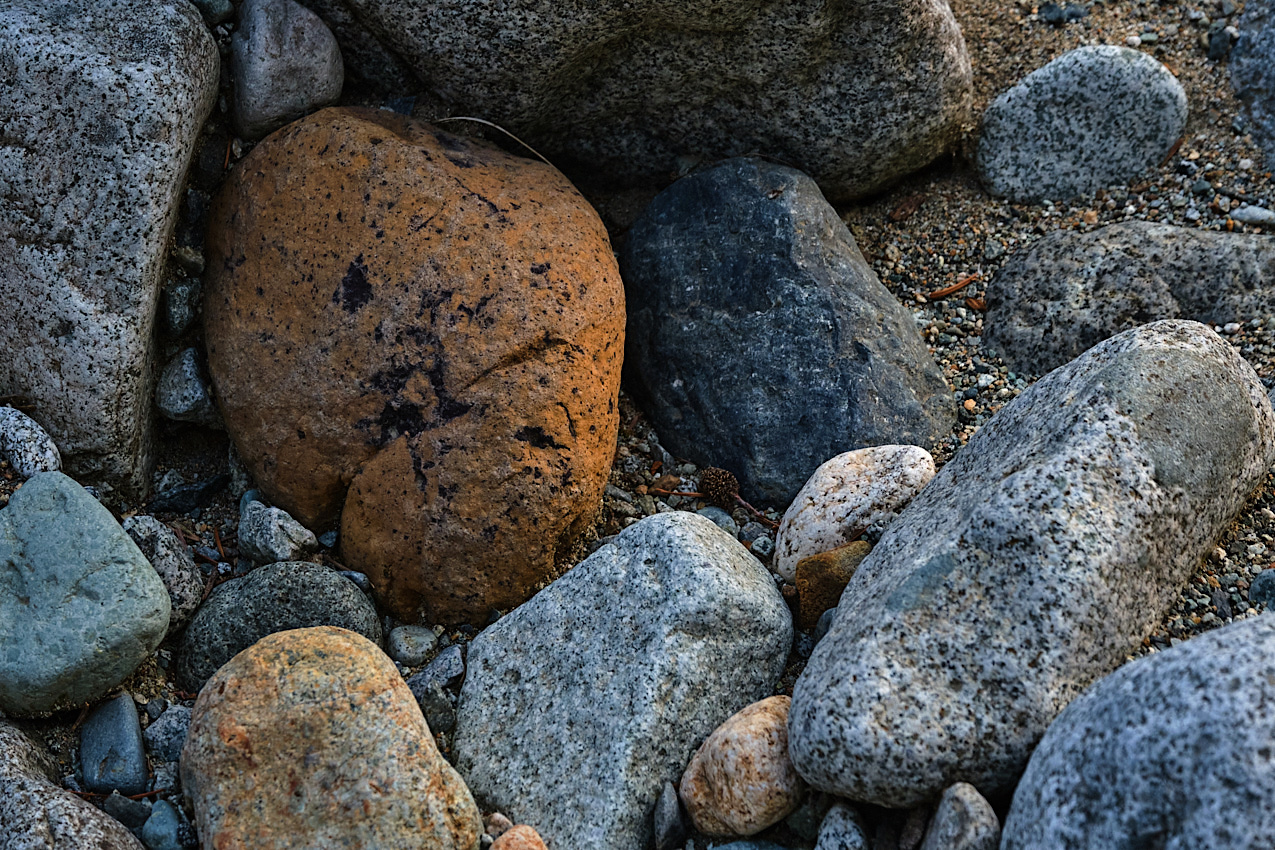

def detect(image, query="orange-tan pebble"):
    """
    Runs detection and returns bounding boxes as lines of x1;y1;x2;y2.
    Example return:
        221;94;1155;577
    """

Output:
490;825;547;850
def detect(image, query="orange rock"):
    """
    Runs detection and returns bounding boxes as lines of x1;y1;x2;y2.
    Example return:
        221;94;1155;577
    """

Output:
204;106;624;624
794;541;872;630
181;626;482;850
490;825;547;850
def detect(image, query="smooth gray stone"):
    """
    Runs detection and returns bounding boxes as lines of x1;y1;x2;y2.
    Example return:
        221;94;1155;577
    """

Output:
919;783;999;850
388;625;439;668
816;802;870;850
977;46;1187;202
453;512;792;850
156;348;220;428
1233;0;1275;163
789;321;1275;807
123;516;205;632
177;560;381;691
984;221;1275;374
653;781;685;850
141;799;184;850
81;695;148;796
622;158;954;505
0;406;61;478
1003;615;1275;849
142;705;192;764
237;500;318;564
414;680;457;734
160;277;202;338
102;791;151;829
0;473;170;716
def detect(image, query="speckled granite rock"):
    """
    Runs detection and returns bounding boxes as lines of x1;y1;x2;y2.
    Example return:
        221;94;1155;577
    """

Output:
985;222;1275;374
123;515;205;631
182;626;482;850
0;407;61;478
977;46;1187;203
0;473;170;716
0;721;144;849
453;512;792;850
237;500;318;564
0;0;218;496
816;803;869;850
156;348;220;428
622;160;953;506
1003;615;1275;849
774;446;934;581
920;784;999;850
789;321;1275;807
1233;0;1275;162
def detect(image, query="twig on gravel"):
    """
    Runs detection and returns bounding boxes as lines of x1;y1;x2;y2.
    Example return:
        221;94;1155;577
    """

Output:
928;273;981;301
647;488;781;530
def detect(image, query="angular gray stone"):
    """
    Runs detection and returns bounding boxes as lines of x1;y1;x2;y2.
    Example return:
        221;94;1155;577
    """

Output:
0;721;144;849
789;321;1275;807
160;278;202;338
0;473;171;716
0;0;219;496
232;0;344;140
654;781;685;850
1232;0;1275;163
453;511;792;850
123;515;205;631
156;348;220;428
1002;615;1275;849
977;46;1187;203
406;644;464;697
0;406;61;478
984;222;1275;375
816;803;870;850
142;704;192;764
141;800;185;850
621;159;954;505
177;560;381;691
919;784;999;850
80;694;148;796
237;499;318;564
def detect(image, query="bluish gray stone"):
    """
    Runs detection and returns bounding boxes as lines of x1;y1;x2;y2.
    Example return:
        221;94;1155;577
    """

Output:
1233;0;1275;163
622;159;954;505
1250;569;1275;607
653;781;685;850
123;516;205;631
0;406;61;478
696;506;739;538
142;705;192;764
156;348;220;428
388;625;439;667
161;278;202;338
413;679;457;734
0;473;170;716
816;802;870;850
406;645;464;697
920;783;1000;850
141;799;184;850
81;695;148;796
238;500;319;565
102;791;151;829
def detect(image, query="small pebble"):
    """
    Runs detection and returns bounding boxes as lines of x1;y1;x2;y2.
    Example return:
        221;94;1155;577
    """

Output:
80;694;149;795
141;799;186;850
388;625;440;667
1126;34;1143;46
486;812;515;838
1249;569;1275;607
490;825;548;850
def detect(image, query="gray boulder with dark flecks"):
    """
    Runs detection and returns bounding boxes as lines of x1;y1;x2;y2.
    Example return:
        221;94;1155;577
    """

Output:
622;158;954;506
984;221;1275;375
1232;0;1275;163
789;320;1275;808
919;783;999;850
0;407;60;478
123;515;205;631
238;498;318;564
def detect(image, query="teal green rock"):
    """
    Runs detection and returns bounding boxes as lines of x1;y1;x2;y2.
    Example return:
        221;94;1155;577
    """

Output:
0;472;170;716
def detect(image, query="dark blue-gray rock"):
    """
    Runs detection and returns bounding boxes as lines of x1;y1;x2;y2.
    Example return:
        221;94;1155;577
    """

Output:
142;705;192;764
453;511;793;850
80;694;149;796
176;560;381;691
813;607;838;646
622;159;954;505
919;783;999;850
977;46;1187;203
1249;569;1275;607
388;624;439;667
0;406;61;478
0;0;218;497
102;791;151;829
816;803;870;850
1002;615;1275;849
237;500;319;564
654;781;685;850
1232;0;1275;163
156;348;220;428
0;721;145;849
696;506;739;538
0;473;170;716
406;644;465;694
141;799;185;850
984;221;1275;374
123;516;205;631
148;474;229;514
414;679;457;734
789;321;1275;807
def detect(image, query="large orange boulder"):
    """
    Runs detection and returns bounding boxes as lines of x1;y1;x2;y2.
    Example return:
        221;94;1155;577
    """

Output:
204;106;624;624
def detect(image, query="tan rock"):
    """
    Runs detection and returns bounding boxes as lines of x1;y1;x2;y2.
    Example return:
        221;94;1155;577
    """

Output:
679;695;805;837
490;825;547;850
181;626;482;850
204;106;624;624
795;541;873;631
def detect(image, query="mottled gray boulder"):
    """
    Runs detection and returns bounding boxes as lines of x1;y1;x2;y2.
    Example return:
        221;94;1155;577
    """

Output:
123;515;205;631
789;321;1275;807
622;159;954;505
156;348;220;428
177;560;381;691
1233;0;1275;162
0;407;60;478
0;722;144;849
919;784;999;850
984;222;1275;375
1003;615;1275;849
295;0;970;202
237;499;318;564
232;0;344;139
0;473;171;716
977;46;1187;203
0;0;218;496
453;512;792;850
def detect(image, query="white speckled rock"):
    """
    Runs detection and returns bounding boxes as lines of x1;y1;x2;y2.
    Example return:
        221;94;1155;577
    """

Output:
774;446;935;581
919;784;999;850
0;406;60;478
238;499;318;564
977;46;1187;203
815;803;869;850
1002;615;1275;850
453;512;793;850
0;0;219;496
122;515;206;631
156;348;220;428
789;321;1275;807
1232;1;1275;163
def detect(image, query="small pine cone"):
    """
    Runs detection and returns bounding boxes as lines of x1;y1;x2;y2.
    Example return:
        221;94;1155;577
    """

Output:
699;467;739;510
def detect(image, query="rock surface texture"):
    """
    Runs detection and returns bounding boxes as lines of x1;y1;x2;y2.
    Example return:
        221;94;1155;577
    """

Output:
622;159;953;506
788;321;1275;807
919;784;999;850
122;515;205;631
293;0;971;202
204;106;624;625
985;221;1275;374
0;407;61;478
977;46;1187;202
0;0;218;496
1232;0;1275;162
182;627;482;849
1002;615;1275;849
453;512;793;850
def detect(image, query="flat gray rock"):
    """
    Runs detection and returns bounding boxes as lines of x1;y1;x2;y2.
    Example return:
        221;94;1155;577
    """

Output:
453;511;792;850
622;159;954;505
123;515;205;631
1003;615;1275;849
1232;0;1275;163
984;221;1275;374
789;321;1275;807
0;473;170;716
977;46;1187;203
0;0;218;496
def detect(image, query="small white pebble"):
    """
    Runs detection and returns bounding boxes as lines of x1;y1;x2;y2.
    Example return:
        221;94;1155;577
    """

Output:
1239;158;1254;171
1224;322;1243;334
1126;34;1143;46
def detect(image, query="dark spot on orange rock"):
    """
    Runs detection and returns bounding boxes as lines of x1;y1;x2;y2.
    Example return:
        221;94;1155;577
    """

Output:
333;255;372;313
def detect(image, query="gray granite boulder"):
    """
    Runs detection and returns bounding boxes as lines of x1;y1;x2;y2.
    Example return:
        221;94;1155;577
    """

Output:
0;407;61;478
123;515;205;631
622;159;954;506
177;560;381;691
1003;615;1275;849
1232;0;1275;162
919;784;999;850
789;321;1275;807
985;222;1275;375
294;0;971;202
0;473;171;716
0;0;218;496
977;46;1187;203
453;511;792;850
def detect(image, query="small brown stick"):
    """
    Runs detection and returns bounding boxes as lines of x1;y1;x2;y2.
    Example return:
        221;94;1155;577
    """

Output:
67;788;171;801
649;488;780;530
223;138;232;170
199;566;222;603
1160;134;1184;167
927;273;981;301
69;704;92;733
213;526;226;560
